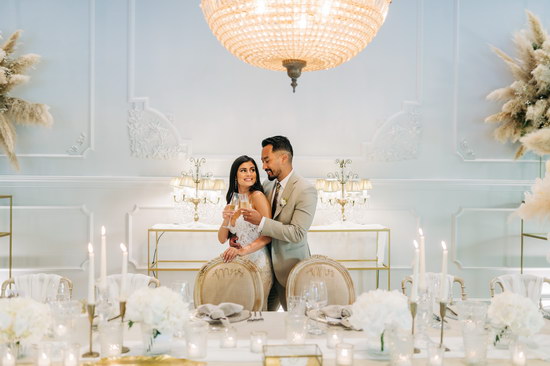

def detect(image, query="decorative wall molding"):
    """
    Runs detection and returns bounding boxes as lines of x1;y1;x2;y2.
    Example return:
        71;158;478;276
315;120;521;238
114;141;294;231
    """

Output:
0;0;95;160
451;207;520;270
363;101;422;162
127;98;188;160
0;204;93;271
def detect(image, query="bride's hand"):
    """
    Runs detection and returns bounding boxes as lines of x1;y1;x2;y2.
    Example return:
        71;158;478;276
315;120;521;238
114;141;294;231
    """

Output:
222;247;242;262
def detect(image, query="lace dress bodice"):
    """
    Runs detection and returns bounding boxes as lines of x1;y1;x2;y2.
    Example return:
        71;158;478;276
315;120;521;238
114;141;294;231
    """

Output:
229;216;265;265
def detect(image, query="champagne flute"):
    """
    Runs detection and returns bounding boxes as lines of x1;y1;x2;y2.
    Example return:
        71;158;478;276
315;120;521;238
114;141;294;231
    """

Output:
238;193;251;209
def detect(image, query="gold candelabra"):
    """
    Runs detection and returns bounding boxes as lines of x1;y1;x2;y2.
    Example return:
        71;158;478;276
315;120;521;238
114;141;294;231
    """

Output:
316;159;371;221
171;157;225;222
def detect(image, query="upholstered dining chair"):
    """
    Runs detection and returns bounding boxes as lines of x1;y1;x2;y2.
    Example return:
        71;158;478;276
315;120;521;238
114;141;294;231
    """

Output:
401;272;467;302
286;255;356;305
489;274;550;307
105;273;160;300
1;273;73;302
194;257;264;311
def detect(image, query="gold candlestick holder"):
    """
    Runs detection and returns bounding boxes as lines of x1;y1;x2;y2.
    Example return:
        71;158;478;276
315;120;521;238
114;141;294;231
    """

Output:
439;302;450;352
408;301;420;354
119;301;130;354
82;304;99;358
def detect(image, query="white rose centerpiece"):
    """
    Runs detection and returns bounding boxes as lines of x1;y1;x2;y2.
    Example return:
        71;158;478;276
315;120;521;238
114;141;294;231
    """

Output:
126;286;190;353
488;291;544;346
348;289;411;353
0;298;52;348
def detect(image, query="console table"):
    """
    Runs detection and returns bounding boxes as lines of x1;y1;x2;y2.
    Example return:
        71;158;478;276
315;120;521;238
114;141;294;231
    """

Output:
147;222;390;289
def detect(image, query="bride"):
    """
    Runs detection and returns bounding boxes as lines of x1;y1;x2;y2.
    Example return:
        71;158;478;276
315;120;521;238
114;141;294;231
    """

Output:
217;155;273;310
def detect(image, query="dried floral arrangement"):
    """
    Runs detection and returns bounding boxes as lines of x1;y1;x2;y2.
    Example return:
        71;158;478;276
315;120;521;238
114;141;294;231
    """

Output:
516;160;550;222
485;11;550;158
0;30;53;169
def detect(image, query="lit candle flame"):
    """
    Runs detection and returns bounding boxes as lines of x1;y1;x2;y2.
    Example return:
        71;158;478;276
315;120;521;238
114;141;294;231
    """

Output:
101;226;106;235
418;228;424;236
441;241;447;251
120;243;127;252
88;243;93;253
413;240;419;249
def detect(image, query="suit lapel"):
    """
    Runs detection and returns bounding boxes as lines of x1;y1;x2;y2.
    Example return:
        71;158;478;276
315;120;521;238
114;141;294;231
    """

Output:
273;174;298;219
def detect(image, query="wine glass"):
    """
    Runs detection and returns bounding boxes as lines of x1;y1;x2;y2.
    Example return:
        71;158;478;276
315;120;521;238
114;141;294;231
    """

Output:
170;281;192;309
303;280;328;335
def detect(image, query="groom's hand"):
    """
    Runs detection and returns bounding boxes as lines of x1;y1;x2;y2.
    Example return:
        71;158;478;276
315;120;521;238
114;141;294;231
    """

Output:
229;236;242;249
241;208;262;226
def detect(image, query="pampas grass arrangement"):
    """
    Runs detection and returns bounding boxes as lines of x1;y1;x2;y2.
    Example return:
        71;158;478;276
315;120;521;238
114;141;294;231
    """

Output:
516;161;550;221
0;30;53;170
486;11;550;159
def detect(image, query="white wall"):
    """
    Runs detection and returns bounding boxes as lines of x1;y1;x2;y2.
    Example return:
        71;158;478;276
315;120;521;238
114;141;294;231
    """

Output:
0;0;549;300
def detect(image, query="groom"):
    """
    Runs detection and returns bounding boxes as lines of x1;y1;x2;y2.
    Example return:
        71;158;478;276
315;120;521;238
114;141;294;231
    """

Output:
240;136;318;310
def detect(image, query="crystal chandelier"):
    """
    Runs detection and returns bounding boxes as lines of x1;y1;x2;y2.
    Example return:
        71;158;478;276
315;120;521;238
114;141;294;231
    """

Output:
200;0;392;92
171;157;225;222
316;159;372;221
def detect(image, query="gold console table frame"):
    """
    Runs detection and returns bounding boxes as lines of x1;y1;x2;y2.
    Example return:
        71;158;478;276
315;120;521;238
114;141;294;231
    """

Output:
147;224;390;289
520;218;548;274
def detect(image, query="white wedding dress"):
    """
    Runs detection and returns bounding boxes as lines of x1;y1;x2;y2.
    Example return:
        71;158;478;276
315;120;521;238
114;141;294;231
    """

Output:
230;215;273;310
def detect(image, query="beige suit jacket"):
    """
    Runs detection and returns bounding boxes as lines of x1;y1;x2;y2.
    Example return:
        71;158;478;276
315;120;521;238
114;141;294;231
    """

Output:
261;173;318;286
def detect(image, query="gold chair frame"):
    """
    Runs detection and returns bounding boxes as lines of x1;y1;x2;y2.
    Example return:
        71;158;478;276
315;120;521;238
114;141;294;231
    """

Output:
401;275;467;301
286;254;356;305
1;276;73;299
193;256;263;311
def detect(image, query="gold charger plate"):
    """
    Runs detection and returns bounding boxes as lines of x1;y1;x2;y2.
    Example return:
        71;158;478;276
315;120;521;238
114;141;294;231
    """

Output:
88;355;205;365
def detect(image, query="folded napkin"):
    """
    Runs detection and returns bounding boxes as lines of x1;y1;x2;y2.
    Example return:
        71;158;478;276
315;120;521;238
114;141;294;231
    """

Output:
320;305;352;319
197;303;244;320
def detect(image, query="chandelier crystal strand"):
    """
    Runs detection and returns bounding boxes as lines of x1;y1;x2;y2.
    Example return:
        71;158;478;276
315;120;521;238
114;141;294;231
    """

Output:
201;0;391;92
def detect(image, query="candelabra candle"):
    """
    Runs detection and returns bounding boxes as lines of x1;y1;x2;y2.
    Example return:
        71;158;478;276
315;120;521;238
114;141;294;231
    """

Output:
327;328;343;349
250;331;267;353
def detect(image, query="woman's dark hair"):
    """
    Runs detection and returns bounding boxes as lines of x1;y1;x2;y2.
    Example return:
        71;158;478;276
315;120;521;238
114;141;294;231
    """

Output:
226;155;264;204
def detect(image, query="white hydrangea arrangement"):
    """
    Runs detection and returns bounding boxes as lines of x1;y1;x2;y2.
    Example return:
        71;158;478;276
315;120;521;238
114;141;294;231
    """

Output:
0;297;52;345
488;291;544;344
348;289;411;351
126;286;189;338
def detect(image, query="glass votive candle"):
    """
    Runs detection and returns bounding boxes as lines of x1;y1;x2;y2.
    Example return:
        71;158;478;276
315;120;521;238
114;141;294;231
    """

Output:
326;328;343;349
186;321;208;359
99;321;123;357
389;331;413;366
427;342;444;366
335;343;354;366
250;331;267;353
220;327;238;348
36;344;52;366
286;315;307;345
511;340;527;366
462;322;488;366
1;345;16;366
62;343;80;366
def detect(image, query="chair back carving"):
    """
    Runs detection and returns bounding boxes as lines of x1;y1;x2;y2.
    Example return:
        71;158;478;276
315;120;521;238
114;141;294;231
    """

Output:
401;273;467;301
194;257;263;311
1;274;73;301
286;255;355;305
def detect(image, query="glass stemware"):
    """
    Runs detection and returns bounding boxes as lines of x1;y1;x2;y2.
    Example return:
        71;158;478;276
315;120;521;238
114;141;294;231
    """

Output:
303;280;328;335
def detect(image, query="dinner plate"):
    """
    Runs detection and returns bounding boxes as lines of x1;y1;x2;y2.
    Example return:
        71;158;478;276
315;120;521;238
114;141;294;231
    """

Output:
194;309;251;324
